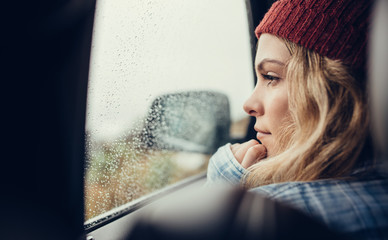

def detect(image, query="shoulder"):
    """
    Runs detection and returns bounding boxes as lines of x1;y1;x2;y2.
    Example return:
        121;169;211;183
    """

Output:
253;175;388;199
252;176;388;210
251;176;388;238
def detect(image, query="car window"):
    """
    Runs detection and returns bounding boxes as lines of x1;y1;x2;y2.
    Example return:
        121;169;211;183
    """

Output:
85;0;254;223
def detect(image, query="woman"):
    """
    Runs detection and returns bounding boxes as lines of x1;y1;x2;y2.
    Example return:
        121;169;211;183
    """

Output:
206;0;388;239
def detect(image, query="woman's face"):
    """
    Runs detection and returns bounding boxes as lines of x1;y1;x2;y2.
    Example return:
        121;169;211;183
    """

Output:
243;33;291;156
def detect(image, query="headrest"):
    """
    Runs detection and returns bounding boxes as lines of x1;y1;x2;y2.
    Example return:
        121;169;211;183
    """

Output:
370;0;388;169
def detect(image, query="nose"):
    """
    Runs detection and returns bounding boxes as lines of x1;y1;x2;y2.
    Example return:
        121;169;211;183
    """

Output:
243;84;264;117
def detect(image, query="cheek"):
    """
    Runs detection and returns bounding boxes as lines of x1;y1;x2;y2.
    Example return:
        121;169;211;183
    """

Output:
267;93;290;147
269;94;289;130
266;98;290;156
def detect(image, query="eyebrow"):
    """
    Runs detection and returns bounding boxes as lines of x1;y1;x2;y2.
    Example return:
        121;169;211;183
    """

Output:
256;58;286;71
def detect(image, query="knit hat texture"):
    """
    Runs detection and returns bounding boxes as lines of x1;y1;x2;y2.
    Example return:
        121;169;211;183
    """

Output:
255;0;373;70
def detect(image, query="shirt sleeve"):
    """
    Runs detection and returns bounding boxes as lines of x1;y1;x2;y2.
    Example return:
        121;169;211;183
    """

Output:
205;143;247;186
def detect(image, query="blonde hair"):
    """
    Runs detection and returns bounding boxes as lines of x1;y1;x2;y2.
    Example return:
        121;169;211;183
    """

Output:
244;39;371;188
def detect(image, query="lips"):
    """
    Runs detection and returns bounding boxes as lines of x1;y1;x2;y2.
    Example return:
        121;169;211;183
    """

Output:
254;126;271;140
256;130;271;140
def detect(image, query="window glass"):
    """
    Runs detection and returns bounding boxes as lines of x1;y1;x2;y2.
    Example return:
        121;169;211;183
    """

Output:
85;0;254;221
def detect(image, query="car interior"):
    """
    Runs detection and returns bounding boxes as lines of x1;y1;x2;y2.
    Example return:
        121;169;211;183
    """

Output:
4;0;387;239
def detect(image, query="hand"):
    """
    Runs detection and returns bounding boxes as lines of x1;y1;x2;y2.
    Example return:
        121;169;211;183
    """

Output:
230;140;267;169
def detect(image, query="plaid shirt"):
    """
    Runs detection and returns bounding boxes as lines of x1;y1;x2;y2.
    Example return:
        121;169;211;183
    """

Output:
206;144;388;240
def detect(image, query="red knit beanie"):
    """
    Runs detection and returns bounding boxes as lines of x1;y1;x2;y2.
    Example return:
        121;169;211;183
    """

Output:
255;0;373;70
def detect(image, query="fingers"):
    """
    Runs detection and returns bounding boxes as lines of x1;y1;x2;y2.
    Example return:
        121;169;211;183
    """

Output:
232;140;260;164
230;140;267;168
241;144;267;168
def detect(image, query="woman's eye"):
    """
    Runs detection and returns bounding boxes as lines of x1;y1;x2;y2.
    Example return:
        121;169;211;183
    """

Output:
262;74;279;86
